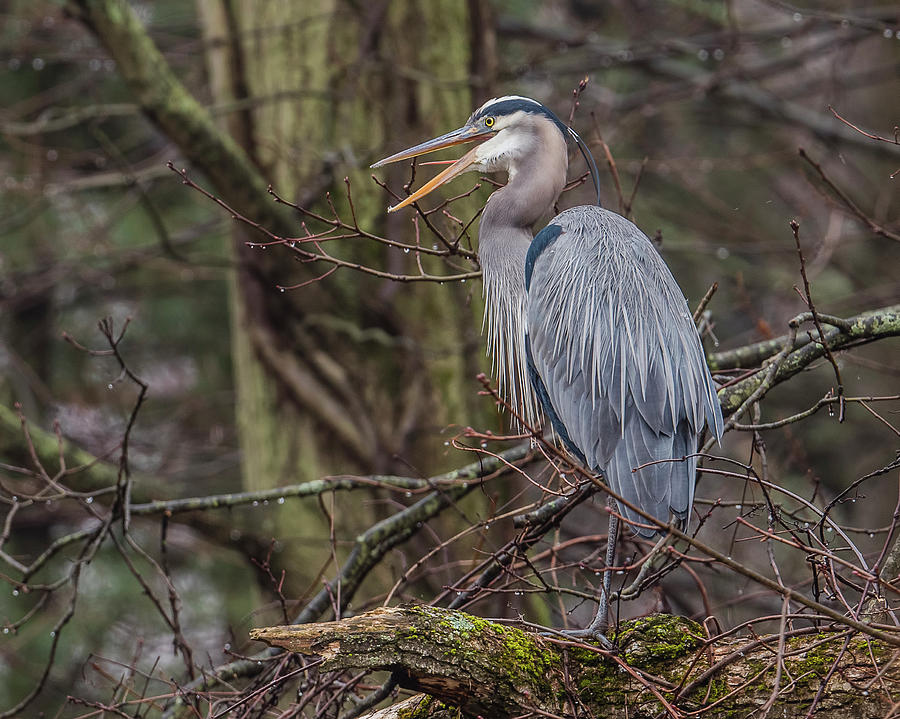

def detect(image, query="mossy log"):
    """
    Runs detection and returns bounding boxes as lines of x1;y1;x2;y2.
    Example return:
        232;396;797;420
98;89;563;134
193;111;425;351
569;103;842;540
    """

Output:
251;605;900;718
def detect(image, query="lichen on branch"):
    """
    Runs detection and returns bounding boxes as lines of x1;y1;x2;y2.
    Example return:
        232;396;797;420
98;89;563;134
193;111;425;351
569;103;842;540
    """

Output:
252;605;900;718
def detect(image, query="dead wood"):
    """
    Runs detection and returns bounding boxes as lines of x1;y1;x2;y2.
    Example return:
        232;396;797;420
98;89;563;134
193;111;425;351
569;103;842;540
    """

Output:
251;605;900;718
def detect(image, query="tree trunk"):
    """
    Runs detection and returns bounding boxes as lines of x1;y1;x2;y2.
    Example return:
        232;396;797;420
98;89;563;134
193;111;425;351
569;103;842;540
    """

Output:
252;606;900;719
195;0;486;479
71;0;496;591
193;0;491;585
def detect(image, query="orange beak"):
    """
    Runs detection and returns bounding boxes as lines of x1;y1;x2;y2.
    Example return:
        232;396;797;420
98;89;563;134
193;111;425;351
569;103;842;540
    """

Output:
371;123;495;212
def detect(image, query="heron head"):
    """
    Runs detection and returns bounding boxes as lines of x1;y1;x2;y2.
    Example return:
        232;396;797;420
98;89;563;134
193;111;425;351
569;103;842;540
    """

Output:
371;96;596;212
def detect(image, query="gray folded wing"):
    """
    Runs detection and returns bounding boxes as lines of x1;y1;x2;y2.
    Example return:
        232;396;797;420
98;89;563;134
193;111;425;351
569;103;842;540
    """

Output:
525;206;723;537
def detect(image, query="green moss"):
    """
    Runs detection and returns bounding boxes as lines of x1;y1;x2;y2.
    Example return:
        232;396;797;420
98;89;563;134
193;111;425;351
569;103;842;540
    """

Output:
850;635;890;662
409;606;559;689
616;615;704;667
396;695;460;719
460;612;558;684
790;643;830;678
571;615;710;710
405;610;738;712
696;676;728;704
573;616;709;708
680;676;743;719
496;624;560;684
396;695;432;719
741;655;775;693
573;657;619;704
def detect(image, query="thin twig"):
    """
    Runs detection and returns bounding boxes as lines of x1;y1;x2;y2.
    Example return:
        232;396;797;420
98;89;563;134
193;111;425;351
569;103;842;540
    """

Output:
798;149;900;242
790;219;845;421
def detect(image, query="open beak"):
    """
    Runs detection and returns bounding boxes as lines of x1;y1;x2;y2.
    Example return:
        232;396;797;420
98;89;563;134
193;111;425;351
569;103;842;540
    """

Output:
371;124;494;212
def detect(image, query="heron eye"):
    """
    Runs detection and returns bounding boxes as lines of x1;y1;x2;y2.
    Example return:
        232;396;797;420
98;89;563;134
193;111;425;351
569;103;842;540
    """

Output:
484;116;495;127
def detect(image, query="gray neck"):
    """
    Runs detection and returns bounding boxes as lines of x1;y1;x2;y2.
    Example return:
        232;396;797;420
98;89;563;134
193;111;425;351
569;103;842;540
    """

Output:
478;127;568;427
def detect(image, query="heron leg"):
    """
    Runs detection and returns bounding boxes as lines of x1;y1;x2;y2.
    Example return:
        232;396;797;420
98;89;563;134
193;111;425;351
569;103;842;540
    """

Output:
586;500;618;636
539;500;619;648
542;503;618;647
544;509;676;647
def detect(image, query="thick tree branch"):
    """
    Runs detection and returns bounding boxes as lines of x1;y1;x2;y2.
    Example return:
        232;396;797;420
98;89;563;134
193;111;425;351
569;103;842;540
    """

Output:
716;305;900;416
709;304;898;371
252;605;900;719
162;446;532;716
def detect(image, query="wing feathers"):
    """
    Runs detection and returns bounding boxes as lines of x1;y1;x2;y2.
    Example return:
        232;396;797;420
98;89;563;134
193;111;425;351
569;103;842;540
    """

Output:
526;206;724;534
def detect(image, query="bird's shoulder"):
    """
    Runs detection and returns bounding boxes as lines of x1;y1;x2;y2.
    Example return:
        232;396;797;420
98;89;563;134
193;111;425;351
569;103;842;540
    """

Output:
529;205;675;298
548;205;657;255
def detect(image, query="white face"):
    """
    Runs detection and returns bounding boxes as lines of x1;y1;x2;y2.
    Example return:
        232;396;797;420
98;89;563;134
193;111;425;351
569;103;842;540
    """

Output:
470;111;536;179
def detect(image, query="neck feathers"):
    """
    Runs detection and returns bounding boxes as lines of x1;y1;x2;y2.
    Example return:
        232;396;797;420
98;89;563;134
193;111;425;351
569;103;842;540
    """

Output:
483;119;568;230
478;122;567;428
480;227;544;429
477;116;568;428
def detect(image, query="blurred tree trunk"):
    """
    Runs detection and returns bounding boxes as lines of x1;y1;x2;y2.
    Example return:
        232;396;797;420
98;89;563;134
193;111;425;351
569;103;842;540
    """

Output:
69;0;502;597
192;0;489;587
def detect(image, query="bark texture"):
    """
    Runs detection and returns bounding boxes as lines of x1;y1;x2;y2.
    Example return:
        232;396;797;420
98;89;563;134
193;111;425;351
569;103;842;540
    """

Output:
252;605;900;719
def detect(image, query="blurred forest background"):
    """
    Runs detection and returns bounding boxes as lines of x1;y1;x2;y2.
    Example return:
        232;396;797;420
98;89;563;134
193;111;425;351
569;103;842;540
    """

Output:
1;0;898;716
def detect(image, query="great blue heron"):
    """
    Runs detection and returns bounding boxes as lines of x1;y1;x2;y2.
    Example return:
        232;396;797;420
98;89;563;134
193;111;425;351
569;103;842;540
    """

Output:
372;96;724;639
